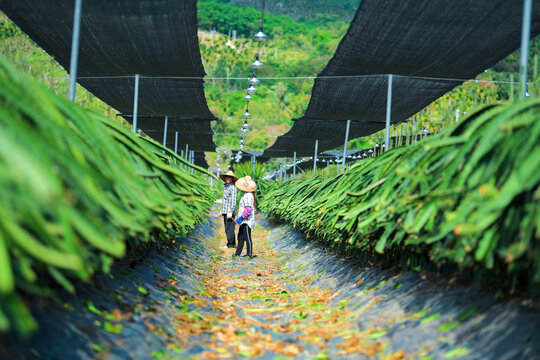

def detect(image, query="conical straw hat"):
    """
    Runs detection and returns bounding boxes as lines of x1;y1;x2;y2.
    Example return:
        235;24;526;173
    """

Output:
219;170;238;183
235;176;257;192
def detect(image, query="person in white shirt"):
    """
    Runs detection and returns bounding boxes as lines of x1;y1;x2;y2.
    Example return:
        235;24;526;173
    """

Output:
219;171;238;248
233;176;256;258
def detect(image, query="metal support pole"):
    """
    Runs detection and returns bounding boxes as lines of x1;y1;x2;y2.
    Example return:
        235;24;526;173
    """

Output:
279;159;283;181
284;157;287;180
162;116;168;148
190;151;194;174
174;131;178;164
132;74;140;133
252;155;256;178
313;140;319;175
455;109;460;123
68;0;82;102
293;152;296;177
385;74;393;151
185;144;189;169
519;0;533;99
216;152;220;180
510;73;515;102
342;120;351;172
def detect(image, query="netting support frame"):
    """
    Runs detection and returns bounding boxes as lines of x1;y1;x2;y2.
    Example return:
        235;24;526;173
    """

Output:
174;131;178;164
384;74;393;151
162;116;168;151
68;0;82;102
342;120;351;173
293;152;297;177
131;74;140;133
313;140;319;175
519;0;533;99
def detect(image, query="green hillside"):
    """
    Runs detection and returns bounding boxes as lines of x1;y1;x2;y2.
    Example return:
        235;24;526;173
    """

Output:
198;0;349;156
222;0;360;22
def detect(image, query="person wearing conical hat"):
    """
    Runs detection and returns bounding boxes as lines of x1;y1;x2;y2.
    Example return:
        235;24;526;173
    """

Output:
219;170;238;248
233;176;257;258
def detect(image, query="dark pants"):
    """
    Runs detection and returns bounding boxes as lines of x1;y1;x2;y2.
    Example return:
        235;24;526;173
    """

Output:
223;215;236;247
235;224;252;257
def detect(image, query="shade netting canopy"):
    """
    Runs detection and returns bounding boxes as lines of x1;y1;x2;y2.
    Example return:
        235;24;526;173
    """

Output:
191;151;210;169
1;0;217;156
262;0;540;158
122;116;216;152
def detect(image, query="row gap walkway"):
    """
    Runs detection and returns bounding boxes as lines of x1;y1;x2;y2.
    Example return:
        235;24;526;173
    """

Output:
2;208;539;360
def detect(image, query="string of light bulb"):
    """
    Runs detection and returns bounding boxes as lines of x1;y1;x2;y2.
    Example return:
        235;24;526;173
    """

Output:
234;0;268;164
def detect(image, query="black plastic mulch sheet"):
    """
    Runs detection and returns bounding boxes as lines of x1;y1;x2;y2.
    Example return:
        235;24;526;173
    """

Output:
262;0;540;158
0;0;217;151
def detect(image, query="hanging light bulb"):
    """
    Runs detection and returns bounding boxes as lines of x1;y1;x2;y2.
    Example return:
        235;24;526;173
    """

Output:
247;84;257;94
239;138;245;145
253;27;268;42
239;144;244;150
243;108;251;117
248;72;261;85
241;127;248;135
251;54;264;68
242;119;249;130
244;93;253;101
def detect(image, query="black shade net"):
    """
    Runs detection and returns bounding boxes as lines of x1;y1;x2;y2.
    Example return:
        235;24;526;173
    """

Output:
0;0;217;156
262;0;540;158
122;116;215;153
191;151;210;169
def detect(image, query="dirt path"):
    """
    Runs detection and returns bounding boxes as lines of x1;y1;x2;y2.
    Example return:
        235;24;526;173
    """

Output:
2;211;539;359
161;214;398;359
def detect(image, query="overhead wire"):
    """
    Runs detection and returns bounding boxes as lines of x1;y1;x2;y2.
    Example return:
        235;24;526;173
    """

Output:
43;74;530;85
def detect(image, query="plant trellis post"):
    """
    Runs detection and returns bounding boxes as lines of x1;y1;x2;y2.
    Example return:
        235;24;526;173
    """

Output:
313;139;319;175
68;0;82;102
162;116;168;153
519;0;533;99
185;144;189;169
252;154;256;178
385;74;393;151
132;74;140;133
341;120;351;173
293;151;296;177
174;131;178;164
